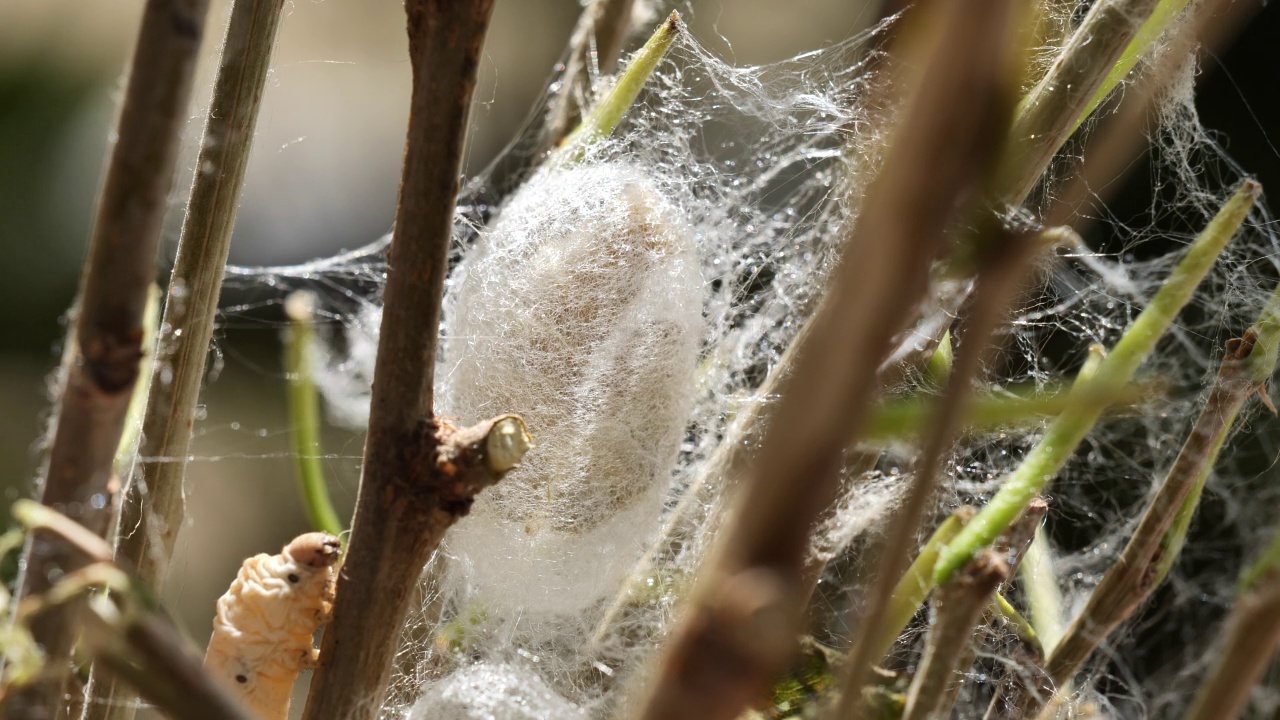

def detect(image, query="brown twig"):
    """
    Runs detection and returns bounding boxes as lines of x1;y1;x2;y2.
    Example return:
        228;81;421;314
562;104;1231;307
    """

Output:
296;3;510;719
1044;0;1260;231
7;1;212;717
998;0;1161;208
626;1;1014;717
84;610;252;720
837;215;1034;720
9;501;250;720
901;551;1009;720
998;329;1269;717
1181;576;1280;720
87;2;288;717
544;0;637;149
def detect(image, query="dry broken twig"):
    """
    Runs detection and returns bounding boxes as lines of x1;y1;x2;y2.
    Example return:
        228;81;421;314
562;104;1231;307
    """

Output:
545;0;637;148
901;552;1009;720
9;501;250;720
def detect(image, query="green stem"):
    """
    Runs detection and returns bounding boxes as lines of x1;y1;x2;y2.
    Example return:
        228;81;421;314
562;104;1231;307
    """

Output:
870;508;974;664
559;11;681;159
1021;527;1067;654
1240;507;1280;596
113;284;160;476
923;330;953;389
992;591;1043;657
934;180;1259;585
284;292;345;539
1034;316;1276;715
1074;0;1195;135
863;379;1148;445
1000;0;1161;206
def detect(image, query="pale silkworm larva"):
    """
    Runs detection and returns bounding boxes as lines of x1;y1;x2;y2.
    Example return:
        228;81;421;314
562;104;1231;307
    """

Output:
204;532;341;720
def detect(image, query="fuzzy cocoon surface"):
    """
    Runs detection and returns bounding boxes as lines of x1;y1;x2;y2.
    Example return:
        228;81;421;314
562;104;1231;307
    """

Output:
410;662;589;720
439;161;703;615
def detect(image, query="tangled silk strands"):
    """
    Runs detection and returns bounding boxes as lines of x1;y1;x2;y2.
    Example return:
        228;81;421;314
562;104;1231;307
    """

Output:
215;5;1279;717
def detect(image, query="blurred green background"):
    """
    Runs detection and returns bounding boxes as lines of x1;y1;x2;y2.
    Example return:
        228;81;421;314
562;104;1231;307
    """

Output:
2;0;1279;713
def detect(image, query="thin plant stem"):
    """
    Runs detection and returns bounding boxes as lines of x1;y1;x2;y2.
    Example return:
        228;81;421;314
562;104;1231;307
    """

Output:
8;1;212;716
112;285;160;479
839;214;1035;720
1021;526;1067;654
1045;0;1259;232
934;180;1260;586
10;501;250;720
560;12;682;159
1015;289;1280;716
1018;347;1110;658
999;0;1161;206
992;592;1043;657
84;3;288;716
872;508;975;664
923;331;953;388
114;0;288;592
544;0;638;148
283;292;345;538
901;551;1009;720
628;1;1014;716
1074;0;1193;135
297;4;526;719
861;380;1149;446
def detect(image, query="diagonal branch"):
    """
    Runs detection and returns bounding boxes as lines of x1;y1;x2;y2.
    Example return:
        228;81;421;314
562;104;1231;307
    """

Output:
7;1;212;717
998;281;1280;716
901;551;1009;720
627;1;1015;716
10;501;250;720
1182;553;1280;720
297;4;519;719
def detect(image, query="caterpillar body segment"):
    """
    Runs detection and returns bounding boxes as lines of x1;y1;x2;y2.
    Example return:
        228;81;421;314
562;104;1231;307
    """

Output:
204;532;341;719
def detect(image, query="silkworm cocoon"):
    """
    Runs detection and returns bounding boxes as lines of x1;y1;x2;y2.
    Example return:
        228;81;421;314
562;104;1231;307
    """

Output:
440;161;702;613
410;661;589;720
204;532;341;720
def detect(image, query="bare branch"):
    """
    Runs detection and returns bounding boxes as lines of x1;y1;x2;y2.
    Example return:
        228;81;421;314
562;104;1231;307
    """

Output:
115;0;289;589
1181;578;1280;720
998;0;1161;207
86;611;252;720
901;551;1008;720
297;3;508;718
84;5;289;716
627;1;1015;717
8;1;212;716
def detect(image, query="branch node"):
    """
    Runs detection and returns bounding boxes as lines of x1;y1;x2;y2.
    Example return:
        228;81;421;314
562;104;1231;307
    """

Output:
432;414;530;516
